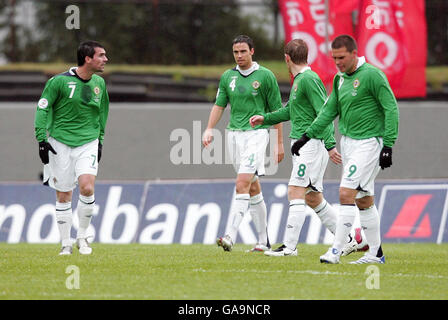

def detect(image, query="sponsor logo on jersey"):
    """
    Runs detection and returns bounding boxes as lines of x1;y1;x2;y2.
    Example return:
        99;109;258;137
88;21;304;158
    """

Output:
252;81;260;89
38;98;48;109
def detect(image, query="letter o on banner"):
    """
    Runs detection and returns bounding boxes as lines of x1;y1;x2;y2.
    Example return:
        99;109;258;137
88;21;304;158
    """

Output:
291;31;318;65
365;32;398;69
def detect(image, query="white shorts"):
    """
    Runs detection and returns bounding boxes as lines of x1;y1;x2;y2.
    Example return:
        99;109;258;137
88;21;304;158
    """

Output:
288;138;328;193
340;135;382;198
43;137;99;192
227;129;269;176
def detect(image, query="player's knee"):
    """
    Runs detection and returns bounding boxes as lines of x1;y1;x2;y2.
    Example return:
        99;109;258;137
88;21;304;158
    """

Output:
339;188;356;204
356;196;374;209
79;183;95;196
236;180;251;194
305;192;322;208
56;191;72;203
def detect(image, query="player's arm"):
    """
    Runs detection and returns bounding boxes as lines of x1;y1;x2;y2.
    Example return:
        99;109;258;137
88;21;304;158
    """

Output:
306;77;340;139
371;71;399;148
99;81;109;145
370;70;399;169
292;77;339;156
203;75;228;148
34;77;59;164
250;103;290;128
202;104;225;148
305;78;337;152
34;77;58;143
265;71;285;163
98;81;110;162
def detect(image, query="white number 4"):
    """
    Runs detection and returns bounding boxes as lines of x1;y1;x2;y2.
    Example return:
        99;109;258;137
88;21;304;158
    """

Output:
68;84;76;98
229;78;236;92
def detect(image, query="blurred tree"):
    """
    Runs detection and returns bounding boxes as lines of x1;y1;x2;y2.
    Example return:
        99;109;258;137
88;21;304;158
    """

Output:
26;0;281;65
426;0;448;65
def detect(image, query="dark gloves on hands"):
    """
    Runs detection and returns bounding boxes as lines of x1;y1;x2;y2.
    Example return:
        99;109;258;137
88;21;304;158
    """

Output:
98;142;103;163
38;141;57;164
291;133;311;156
379;146;392;169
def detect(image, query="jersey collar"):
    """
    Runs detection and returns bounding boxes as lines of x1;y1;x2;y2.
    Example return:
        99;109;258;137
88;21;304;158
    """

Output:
236;62;259;77
69;66;91;83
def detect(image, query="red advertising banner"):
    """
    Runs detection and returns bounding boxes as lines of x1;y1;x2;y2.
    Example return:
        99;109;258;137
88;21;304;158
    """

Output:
278;0;356;88
356;0;426;97
279;0;427;98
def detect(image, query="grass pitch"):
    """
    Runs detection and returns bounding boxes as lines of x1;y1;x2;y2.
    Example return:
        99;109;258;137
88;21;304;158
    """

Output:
0;243;447;300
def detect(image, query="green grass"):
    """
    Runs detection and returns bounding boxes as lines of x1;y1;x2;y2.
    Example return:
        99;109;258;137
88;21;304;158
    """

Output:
0;243;447;300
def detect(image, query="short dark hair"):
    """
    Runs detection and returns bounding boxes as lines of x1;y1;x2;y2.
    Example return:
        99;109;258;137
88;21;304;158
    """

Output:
285;39;308;64
232;35;254;50
331;35;357;52
77;40;104;66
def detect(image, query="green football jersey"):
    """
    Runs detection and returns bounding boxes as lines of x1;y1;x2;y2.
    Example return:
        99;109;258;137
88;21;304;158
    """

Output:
35;67;109;147
306;61;399;147
263;68;336;150
215;63;282;131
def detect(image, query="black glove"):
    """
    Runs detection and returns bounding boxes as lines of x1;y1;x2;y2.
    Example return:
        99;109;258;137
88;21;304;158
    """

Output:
379;146;392;169
98;142;103;163
291;133;311;156
38;141;57;164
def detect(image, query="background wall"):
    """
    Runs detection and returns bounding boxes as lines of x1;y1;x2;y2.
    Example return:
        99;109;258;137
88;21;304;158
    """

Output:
1;100;447;182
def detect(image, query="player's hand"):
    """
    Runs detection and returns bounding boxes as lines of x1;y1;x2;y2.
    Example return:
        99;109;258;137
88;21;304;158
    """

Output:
38;141;57;164
249;115;264;128
291;133;310;156
379;146;392;169
98;142;103;163
275;142;285;164
202;128;214;148
328;147;342;165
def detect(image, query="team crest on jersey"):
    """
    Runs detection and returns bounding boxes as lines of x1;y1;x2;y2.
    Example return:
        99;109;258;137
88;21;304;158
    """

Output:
353;79;360;89
293;83;298;92
38;98;48;109
252;80;260;89
94;86;100;95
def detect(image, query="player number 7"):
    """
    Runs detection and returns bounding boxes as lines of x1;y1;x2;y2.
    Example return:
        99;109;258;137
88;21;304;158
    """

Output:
68;84;76;98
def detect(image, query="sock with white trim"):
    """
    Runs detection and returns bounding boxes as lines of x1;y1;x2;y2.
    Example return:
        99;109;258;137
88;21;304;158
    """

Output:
227;193;250;243
359;205;382;257
250;193;269;246
76;194;95;239
333;204;357;254
55;201;72;247
312;199;337;235
284;199;306;251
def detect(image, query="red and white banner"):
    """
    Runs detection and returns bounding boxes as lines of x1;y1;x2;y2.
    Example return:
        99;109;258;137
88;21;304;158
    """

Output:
278;0;356;87
357;0;426;97
279;0;427;98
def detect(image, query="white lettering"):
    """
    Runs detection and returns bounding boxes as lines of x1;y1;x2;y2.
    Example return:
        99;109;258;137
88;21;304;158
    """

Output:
27;204;59;243
0;204;26;243
170;128;190;165
365;32;398;69
181;203;221;244
99;186;139;243
139;203;178;244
